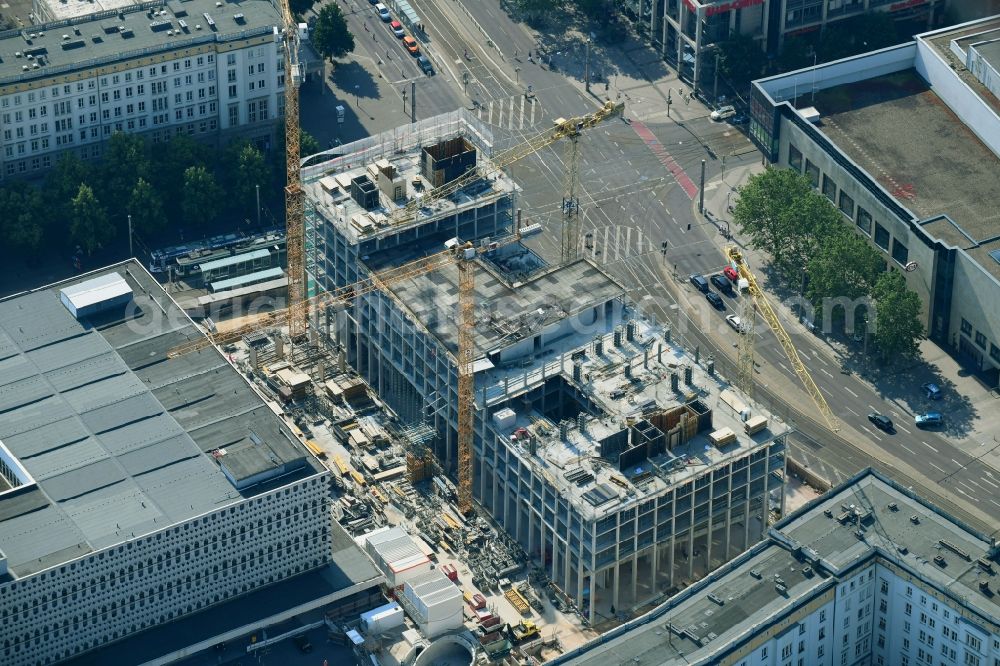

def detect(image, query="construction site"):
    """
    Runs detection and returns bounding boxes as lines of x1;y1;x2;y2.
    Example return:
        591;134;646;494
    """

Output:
166;106;791;664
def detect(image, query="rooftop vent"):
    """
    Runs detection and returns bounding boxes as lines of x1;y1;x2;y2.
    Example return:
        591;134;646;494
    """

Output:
234;12;245;22
887;502;898;511
910;515;920;524
934;555;946;567
989;249;1000;266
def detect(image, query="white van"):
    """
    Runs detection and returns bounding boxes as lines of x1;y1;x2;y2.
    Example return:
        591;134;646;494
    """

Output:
710;105;736;121
375;3;391;21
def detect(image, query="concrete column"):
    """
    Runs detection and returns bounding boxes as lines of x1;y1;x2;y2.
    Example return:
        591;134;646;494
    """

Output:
588;570;597;624
650;0;660;44
693;9;705;95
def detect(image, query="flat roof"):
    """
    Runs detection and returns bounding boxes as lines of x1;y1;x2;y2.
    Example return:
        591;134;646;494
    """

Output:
0;0;280;87
59;272;132;311
59;522;383;666
809;69;1000;279
380;253;625;358
210;266;284;291
483;313;786;520
0;260;321;578
198;247;271;272
557;469;1000;665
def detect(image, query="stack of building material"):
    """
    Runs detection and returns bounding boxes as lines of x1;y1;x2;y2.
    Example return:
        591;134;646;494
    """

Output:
400;569;463;638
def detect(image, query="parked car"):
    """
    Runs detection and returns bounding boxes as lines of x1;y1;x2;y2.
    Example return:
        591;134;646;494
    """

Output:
921;382;942;400
915;412;943;428
710;273;733;294
728;113;749;125
376;3;391;21
723;266;739;282
417;54;435;75
725;314;746;333
390;20;405;38
689;273;709;293
867;412;894;432
706;292;725;310
402;35;419;54
710;104;736;121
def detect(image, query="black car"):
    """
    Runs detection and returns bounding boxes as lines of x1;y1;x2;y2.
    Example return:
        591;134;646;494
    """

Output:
867;412;893;432
417;54;435;75
706;292;725;310
690;274;710;293
710;273;733;294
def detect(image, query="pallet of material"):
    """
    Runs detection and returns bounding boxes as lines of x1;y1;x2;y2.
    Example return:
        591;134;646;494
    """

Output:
504;587;530;614
708;427;737;447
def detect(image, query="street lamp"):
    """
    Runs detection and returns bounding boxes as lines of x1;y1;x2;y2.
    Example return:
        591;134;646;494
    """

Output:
401;87;407;113
255;184;261;228
354;84;360;107
515;67;520;84
127;214;133;258
584;37;592;92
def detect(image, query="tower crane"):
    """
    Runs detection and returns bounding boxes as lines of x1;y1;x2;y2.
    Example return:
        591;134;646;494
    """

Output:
175;101;623;515
279;0;306;339
725;246;839;432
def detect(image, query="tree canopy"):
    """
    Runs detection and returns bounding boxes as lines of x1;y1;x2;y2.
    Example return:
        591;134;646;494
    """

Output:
70;184;113;256
717;34;767;90
181;166;223;229
872;270;924;361
0;182;46;255
128;178;167;236
312;4;355;62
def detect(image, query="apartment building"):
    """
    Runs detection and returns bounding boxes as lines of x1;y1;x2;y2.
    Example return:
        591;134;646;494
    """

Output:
0;261;382;666
749;15;1000;380
615;0;944;95
0;0;285;180
302;111;788;623
557;468;1000;666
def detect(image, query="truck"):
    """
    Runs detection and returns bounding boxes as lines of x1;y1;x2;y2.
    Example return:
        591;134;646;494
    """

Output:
511;620;540;643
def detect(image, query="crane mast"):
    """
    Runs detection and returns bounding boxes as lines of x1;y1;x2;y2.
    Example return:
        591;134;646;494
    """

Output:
281;0;305;339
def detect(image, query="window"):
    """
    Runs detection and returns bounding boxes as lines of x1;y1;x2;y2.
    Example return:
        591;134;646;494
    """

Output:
822;174;837;201
789;144;803;171
818;645;825;658
906;603;913;616
967;635;981;651
782;644;792;659
805;160;820;188
961;319;972;336
874;223;890;250
839;191;855;217
990;343;1000;363
964;655;980;666
975;331;987;349
892;238;909;265
880;579;889;595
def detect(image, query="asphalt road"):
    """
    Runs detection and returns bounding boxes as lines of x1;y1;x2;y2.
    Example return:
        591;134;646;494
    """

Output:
313;0;1000;533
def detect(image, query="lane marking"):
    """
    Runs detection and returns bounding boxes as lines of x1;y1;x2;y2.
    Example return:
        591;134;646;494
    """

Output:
845;407;860;416
819;367;834;378
929;462;947;474
921;441;938;453
979;476;999;489
896;424;911;434
844;387;858;398
899;443;916;456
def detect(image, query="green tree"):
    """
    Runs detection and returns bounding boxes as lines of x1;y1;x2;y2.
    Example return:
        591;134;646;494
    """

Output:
70;184;113;255
181;165;223;229
816;13;900;63
300;130;321;157
226;142;270;219
717;34;767;89
805;226;883;304
45;152;92;240
871;270;924;362
312;4;355;62
516;0;563;22
101;132;150;218
152;135;215;223
733;167;836;278
289;0;316;18
0;182;47;256
573;0;605;18
128;178;167;236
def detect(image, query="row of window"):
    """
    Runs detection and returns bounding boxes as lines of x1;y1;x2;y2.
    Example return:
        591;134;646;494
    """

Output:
959;319;1000;363
789;144;910;266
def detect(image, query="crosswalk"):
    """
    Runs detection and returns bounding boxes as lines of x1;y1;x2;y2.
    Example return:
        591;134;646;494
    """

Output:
475;94;544;130
630;119;699;200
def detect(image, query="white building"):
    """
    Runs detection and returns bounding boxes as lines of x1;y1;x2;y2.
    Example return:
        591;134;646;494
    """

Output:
400;569;464;638
0;0;286;180
0;261;383;666
749;16;1000;380
557;468;1000;666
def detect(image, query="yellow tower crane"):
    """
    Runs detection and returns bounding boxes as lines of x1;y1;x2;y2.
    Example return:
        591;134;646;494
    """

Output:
279;0;306;339
725;246;839;432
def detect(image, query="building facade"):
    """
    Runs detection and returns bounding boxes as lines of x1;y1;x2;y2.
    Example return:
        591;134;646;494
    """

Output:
0;262;336;666
0;0;284;180
615;0;946;97
556;468;1000;666
748;16;1000;379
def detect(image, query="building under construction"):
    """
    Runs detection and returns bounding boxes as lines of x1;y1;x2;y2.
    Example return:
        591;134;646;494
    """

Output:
303;111;788;622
